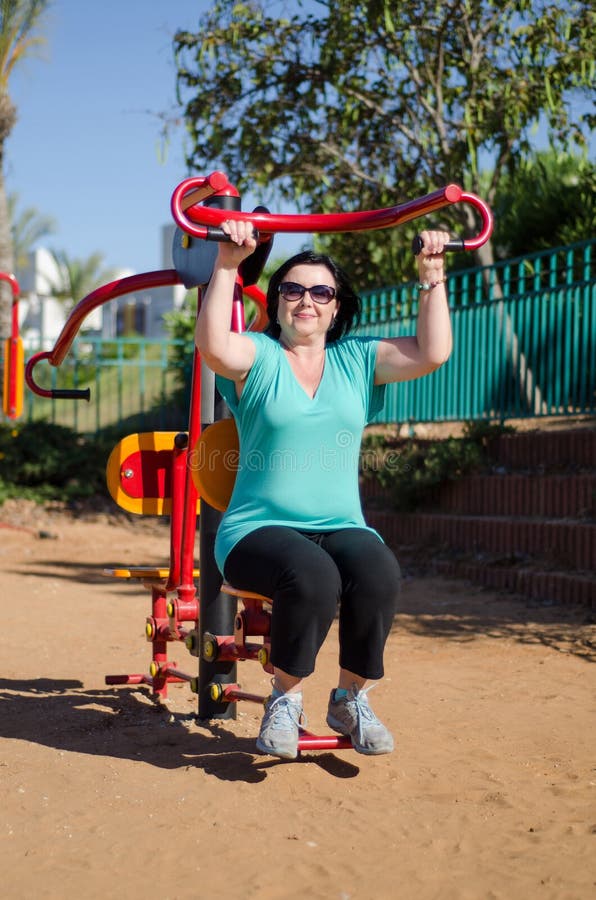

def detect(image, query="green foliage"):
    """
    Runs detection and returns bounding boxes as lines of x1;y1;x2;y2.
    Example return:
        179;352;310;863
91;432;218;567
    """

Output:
163;288;266;397
49;339;148;391
0;1;52;336
0;417;515;509
163;292;197;397
461;420;516;445
98;338;144;361
492;150;596;257
0;1;50;86
44;248;117;310
8;192;56;271
361;421;515;511
174;0;595;287
0;421;115;503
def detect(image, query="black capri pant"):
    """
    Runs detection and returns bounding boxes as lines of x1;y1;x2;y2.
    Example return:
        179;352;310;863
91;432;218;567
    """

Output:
223;526;401;680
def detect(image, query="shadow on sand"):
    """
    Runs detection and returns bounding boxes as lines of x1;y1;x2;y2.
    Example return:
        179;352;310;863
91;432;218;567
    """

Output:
0;679;360;783
394;577;595;663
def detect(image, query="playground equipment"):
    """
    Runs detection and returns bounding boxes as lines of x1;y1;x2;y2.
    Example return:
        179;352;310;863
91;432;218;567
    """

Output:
25;172;493;754
1;272;24;420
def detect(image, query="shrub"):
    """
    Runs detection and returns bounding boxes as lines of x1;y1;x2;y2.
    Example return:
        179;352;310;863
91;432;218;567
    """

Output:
360;422;515;512
0;421;115;503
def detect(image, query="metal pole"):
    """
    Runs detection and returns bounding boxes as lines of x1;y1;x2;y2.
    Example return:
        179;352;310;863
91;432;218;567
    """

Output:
197;367;237;720
197;192;240;720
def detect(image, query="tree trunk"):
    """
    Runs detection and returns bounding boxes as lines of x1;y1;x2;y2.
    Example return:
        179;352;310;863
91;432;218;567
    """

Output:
0;161;15;340
0;96;17;406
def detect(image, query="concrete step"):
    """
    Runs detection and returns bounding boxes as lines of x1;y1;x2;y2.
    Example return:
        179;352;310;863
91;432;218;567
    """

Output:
433;559;595;609
367;511;596;572
485;428;595;470
436;472;595;519
367;509;595;608
361;472;596;519
362;428;596;608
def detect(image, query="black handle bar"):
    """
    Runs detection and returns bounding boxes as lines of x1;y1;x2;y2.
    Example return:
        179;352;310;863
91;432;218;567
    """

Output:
207;226;464;257
411;235;465;255
50;388;91;401
205;225;261;242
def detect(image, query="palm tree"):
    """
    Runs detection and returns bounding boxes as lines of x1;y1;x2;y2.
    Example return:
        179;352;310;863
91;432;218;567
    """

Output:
45;248;117;311
8;192;56;273
0;0;50;338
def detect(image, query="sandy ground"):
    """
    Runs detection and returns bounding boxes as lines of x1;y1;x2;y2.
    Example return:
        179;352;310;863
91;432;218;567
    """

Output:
1;504;595;900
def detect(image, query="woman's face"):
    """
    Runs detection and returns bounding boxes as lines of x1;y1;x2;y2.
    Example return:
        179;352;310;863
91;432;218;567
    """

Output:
276;263;340;343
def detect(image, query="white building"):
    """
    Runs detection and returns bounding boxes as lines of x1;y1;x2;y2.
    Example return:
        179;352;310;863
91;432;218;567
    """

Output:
16;225;188;350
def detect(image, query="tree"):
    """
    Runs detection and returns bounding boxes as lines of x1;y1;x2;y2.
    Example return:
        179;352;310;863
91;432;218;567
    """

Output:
174;0;595;287
8;192;56;273
0;0;50;336
491;150;595;258
44;249;117;311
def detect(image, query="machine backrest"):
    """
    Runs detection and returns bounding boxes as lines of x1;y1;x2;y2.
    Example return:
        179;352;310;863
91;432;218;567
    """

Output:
191;418;239;512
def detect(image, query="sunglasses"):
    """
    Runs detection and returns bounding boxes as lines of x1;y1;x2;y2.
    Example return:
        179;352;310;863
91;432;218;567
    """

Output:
278;281;337;304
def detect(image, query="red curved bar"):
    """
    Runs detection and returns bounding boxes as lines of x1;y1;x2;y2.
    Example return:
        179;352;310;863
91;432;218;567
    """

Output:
456;191;494;250
178;171;238;212
243;283;268;333
49;270;181;366
0;271;20;300
25;351;53;398
0;272;20;341
172;179;463;238
171;175;493;251
25;269;183;397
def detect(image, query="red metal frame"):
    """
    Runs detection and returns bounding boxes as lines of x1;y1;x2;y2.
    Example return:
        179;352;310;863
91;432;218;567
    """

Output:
1;272;22;419
24;172;493;754
171;171;493;251
25;270;182;397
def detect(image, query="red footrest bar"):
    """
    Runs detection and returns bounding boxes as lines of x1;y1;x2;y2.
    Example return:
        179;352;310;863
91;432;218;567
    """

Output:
209;683;265;704
105;673;152;686
162;665;195;684
209;684;354;752
105;665;192;688
298;732;353;752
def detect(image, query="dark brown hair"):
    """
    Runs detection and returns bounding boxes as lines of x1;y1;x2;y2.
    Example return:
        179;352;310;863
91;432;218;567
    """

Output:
265;251;361;342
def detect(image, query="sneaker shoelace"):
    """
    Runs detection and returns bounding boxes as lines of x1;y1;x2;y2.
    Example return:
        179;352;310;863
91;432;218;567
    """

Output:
349;685;381;744
266;694;303;730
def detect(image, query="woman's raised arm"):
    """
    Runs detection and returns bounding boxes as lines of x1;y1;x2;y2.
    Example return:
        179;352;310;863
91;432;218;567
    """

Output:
195;220;258;382
374;230;453;385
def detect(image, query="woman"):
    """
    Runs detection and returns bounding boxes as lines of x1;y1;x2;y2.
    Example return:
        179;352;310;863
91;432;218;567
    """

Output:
196;220;452;759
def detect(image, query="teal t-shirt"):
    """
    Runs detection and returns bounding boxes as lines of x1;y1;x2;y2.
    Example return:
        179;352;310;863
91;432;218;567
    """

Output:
214;331;386;573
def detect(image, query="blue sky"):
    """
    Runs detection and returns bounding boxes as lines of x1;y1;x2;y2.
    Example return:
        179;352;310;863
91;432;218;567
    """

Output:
8;2;592;282
7;0;302;277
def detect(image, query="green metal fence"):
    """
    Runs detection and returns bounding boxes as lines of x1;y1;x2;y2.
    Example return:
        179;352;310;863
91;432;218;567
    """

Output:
21;336;188;434
9;239;595;433
357;239;595;423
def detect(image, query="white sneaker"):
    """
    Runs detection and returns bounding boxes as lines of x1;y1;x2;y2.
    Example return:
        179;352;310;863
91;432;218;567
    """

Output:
256;691;303;760
326;684;394;755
